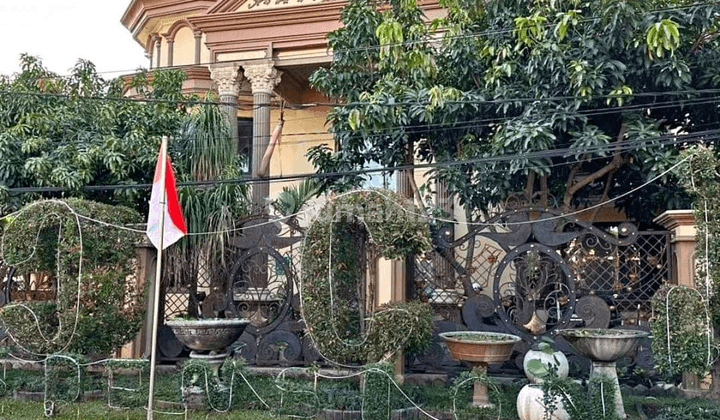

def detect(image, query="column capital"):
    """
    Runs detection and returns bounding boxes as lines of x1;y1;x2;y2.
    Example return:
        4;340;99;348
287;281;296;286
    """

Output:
209;62;243;98
243;62;282;95
654;209;696;242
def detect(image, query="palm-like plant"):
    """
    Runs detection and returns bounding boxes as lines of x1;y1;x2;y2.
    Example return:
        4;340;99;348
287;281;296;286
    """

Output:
272;178;320;232
166;101;250;316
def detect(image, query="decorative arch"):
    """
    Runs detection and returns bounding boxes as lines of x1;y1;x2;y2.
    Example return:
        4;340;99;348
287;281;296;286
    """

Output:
162;19;197;42
145;34;157;57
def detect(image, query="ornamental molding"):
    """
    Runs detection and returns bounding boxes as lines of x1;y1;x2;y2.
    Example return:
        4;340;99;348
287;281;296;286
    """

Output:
209;62;243;97
243;62;282;95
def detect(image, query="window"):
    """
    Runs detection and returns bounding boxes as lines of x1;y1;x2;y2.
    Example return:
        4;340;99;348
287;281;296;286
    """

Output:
237;118;253;172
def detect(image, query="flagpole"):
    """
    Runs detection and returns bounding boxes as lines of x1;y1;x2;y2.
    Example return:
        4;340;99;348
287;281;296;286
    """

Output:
147;135;169;420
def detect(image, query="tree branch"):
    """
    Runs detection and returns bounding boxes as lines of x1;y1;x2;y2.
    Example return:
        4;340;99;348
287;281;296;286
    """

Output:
588;169;616;222
525;170;536;201
540;174;548;208
563;124;627;209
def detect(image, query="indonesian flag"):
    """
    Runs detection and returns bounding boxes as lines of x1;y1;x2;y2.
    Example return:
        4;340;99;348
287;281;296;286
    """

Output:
146;149;187;250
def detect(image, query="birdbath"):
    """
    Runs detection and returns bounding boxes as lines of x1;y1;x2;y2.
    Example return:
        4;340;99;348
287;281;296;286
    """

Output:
440;331;521;407
558;328;649;419
166;318;250;380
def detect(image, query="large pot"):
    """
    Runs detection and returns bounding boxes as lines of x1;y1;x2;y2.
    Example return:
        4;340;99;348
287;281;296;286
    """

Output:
440;331;521;365
166;318;250;353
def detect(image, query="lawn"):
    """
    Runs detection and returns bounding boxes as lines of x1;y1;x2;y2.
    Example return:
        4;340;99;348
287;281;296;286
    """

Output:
0;363;719;419
0;400;280;420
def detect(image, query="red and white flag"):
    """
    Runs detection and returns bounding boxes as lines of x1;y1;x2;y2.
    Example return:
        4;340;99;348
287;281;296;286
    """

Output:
146;149;187;250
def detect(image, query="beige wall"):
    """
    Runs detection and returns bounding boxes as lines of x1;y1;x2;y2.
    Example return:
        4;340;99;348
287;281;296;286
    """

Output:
160;38;169;67
201;34;211;64
174;27;196;66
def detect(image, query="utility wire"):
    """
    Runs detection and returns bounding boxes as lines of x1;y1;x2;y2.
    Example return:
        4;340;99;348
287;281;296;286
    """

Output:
5;90;720;153
5;128;719;194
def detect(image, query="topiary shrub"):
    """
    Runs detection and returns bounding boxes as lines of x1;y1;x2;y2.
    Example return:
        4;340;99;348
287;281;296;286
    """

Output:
650;283;711;377
0;198;145;357
301;189;433;365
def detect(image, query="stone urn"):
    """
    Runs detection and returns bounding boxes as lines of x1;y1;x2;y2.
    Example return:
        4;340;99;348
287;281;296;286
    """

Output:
166;318;250;352
440;331;521;407
558;328;650;419
166;318;250;379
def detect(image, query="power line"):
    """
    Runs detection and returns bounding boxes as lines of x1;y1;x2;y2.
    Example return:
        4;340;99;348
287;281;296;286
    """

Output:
4;90;720;154
5;128;718;195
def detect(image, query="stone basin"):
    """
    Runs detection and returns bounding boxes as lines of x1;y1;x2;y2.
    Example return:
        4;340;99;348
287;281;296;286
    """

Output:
558;328;649;362
557;328;650;419
166;318;250;353
440;331;521;365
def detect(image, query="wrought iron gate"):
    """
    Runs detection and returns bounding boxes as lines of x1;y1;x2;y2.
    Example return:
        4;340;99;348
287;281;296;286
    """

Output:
410;208;669;373
158;215;321;366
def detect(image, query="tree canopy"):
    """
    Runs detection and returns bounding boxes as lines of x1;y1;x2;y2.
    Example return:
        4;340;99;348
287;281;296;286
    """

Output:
0;55;192;214
0;55;248;221
310;0;720;224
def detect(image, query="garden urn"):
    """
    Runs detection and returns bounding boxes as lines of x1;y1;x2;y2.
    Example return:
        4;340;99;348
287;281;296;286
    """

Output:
559;328;649;419
440;331;521;407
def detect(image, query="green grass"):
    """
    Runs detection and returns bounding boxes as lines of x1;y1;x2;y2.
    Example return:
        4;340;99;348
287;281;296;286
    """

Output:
0;399;281;420
0;367;718;420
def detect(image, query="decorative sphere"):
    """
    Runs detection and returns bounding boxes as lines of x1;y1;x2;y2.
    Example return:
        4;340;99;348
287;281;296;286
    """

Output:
517;384;569;420
523;348;569;383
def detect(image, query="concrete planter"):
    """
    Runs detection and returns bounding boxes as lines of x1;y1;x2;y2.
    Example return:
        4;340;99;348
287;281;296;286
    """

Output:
559;328;649;419
440;331;521;407
166;318;250;352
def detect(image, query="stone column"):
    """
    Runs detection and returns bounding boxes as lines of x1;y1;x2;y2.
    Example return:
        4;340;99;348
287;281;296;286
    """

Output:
155;37;162;68
194;30;202;65
653;210;696;288
653;210;700;391
244;62;282;213
393;140;415;304
166;39;174;67
209;63;243;159
393;141;416;379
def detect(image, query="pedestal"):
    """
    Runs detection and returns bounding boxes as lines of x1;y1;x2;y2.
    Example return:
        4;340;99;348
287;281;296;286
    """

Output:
471;364;491;407
189;351;229;382
590;361;625;419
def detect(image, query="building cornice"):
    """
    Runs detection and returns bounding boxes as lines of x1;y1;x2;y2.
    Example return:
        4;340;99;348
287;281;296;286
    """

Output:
654;210;696;230
122;0;215;45
189;1;345;32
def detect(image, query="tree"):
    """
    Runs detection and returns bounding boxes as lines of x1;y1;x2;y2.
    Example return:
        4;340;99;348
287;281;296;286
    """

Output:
0;54;229;215
309;0;720;224
0;55;250;319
